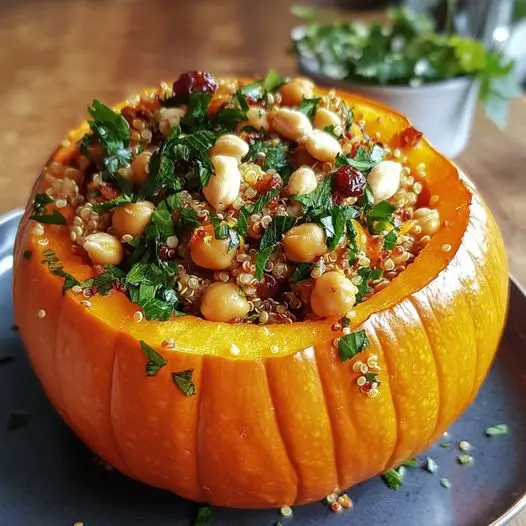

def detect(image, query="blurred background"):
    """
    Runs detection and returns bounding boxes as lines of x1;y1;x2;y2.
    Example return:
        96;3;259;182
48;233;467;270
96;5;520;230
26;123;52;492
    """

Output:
0;0;525;279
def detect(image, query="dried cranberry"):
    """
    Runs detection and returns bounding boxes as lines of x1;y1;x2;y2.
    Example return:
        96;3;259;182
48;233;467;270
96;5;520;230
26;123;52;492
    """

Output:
171;71;218;103
333;166;366;197
158;245;177;261
257;275;279;300
401;126;423;148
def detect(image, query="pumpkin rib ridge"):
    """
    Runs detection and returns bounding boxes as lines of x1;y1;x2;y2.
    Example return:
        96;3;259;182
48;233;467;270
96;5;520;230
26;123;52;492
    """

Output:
262;359;300;503
193;369;206;504
407;296;444;441
312;346;344;490
364;324;399;474
108;338;132;477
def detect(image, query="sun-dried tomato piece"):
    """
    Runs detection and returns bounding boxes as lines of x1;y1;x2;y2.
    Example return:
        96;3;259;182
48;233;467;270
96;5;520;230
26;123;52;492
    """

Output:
401;126;423;148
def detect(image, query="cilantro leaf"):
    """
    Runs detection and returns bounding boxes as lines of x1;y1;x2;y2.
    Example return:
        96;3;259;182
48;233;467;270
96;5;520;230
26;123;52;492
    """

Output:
298;97;321;119
366;200;397;234
173;369;197;396
327;205;358;251
262;143;291;177
180;92;213;131
140;341;168;376
236;189;278;238
355;267;383;303
338;329;369;361
291;263;312;283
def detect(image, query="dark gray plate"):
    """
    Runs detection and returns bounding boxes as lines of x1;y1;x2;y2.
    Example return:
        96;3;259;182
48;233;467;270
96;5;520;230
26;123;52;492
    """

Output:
0;209;525;526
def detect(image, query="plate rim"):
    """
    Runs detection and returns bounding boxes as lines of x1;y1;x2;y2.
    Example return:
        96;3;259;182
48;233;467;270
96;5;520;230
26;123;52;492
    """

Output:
2;207;525;525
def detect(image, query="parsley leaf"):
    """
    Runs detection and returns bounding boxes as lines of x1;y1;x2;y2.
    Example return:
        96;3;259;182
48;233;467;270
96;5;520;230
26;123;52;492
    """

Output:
262;70;285;92
355;267;383;303
236;189;279;238
92;195;134;213
326;205;358;251
338;329;369;362
81;265;125;295
30;194;66;225
485;424;509;436
84;99;132;180
173;369;197;396
255;215;297;280
366;200;397;234
210;215;240;252
290;263;312;283
382;467;405;490
41;249;80;294
140;341;167;376
152;200;175;237
298;97;321;119
262;143;291;177
195;506;213;526
180;92;213;131
342;102;354;130
383;230;398;250
292;175;333;218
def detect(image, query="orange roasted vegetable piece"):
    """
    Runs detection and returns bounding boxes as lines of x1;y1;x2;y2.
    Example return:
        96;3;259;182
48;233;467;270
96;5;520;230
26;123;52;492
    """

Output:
13;84;508;508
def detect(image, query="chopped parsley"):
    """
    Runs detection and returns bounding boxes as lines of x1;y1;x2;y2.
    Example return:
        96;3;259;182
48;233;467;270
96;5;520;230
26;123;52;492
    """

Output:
41;249;80;294
355;267;383;303
383;230;398;250
92;195;134;213
172;369;197;397
210;215;240;252
81;265;125;295
485;424;508;436
140;341;167;376
236;189;279;238
194;506;213;526
403;458;419;468
298;97;321;119
338;329;369;362
381;466;405;490
290;263;313;283
292;174;333;218
255;215;297;280
366;200;397;234
82;99;132;182
30;194;66;225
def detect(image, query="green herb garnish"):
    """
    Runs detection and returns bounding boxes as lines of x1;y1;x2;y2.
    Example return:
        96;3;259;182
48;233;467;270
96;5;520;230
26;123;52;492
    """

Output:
173;369;197;397
381;467;405;490
30;194;66;225
140;341;168;376
41;249;80;294
338;329;369;362
290;262;313;283
81;265;125;295
298;97;321;119
383;230;398;250
355;267;383;303
485;424;509;436
195;506;213;526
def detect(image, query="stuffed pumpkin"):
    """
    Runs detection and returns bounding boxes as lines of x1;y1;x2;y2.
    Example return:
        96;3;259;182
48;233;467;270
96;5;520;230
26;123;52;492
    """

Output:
13;71;508;508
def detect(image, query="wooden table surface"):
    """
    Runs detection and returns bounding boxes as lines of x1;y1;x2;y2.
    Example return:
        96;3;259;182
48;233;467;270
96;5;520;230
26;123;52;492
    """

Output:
0;0;524;524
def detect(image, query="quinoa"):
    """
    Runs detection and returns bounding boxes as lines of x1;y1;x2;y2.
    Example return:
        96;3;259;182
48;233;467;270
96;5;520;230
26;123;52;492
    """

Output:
31;71;441;324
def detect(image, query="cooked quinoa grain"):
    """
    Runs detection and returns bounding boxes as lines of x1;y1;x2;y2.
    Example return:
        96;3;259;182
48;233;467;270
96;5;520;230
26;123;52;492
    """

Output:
30;71;442;324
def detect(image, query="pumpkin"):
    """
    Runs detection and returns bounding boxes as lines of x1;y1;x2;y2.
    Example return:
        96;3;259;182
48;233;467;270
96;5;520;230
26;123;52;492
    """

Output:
13;84;508;509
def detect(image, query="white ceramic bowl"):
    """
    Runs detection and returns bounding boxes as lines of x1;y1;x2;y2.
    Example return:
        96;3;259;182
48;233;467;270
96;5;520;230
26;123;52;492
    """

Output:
298;57;479;159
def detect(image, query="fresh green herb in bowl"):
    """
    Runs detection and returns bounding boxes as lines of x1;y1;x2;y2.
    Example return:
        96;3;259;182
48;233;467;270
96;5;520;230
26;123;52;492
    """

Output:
290;6;519;129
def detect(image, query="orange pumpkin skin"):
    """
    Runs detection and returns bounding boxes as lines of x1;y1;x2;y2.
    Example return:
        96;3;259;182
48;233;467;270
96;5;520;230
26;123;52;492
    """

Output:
13;87;508;508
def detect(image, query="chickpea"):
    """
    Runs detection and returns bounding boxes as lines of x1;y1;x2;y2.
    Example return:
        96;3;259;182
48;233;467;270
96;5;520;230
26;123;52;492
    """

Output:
203;155;242;211
271;108;313;141
237;106;269;132
131;151;152;184
305;130;342;162
210;134;249;161
287;166;317;196
314;108;341;131
158;107;186;136
189;224;240;270
200;282;250;322
367;160;402;203
279;78;315;107
310;271;357;318
413;207;441;236
112;201;155;238
84;232;124;266
282;223;327;263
